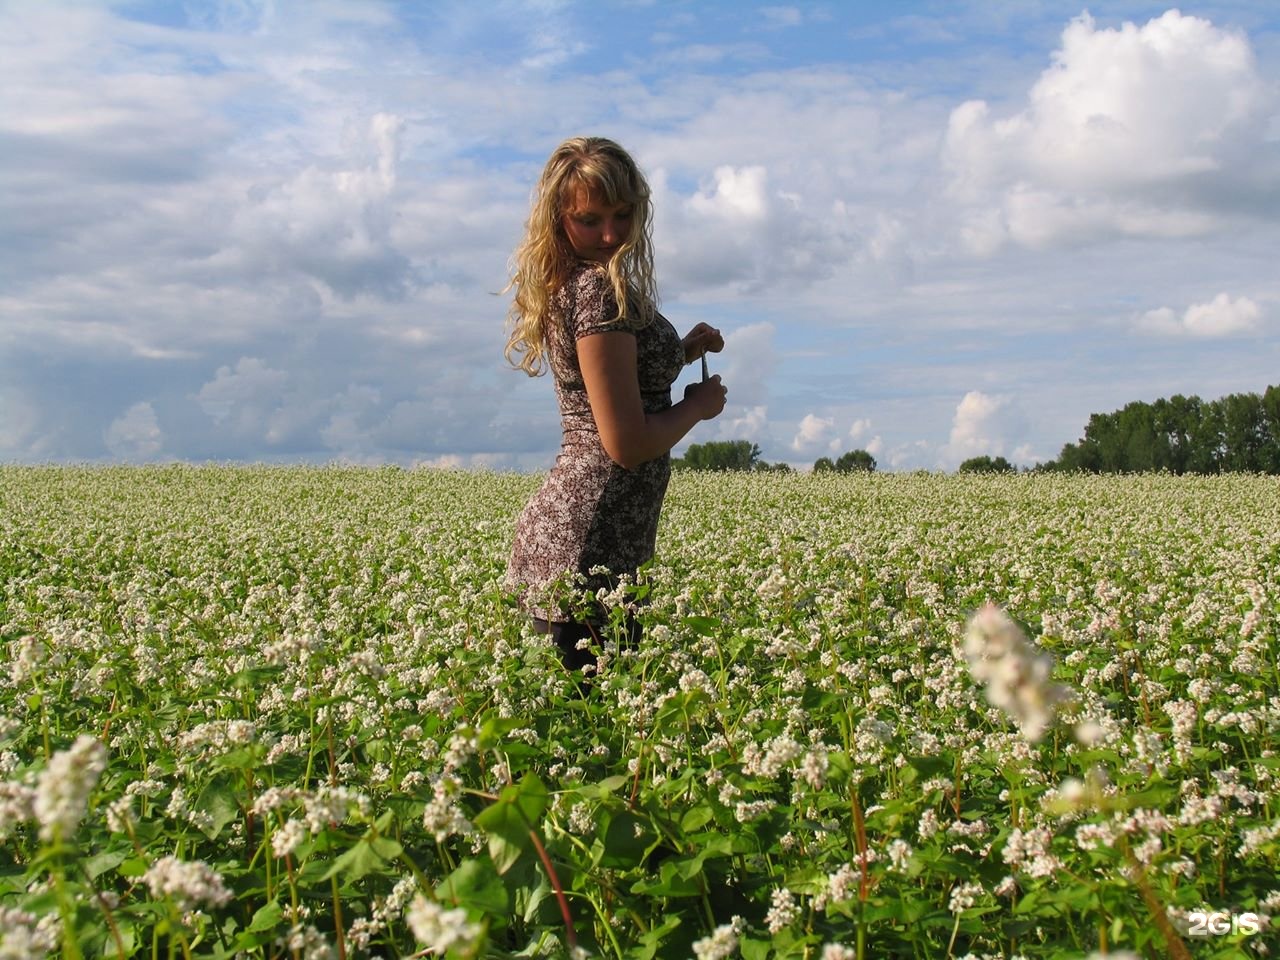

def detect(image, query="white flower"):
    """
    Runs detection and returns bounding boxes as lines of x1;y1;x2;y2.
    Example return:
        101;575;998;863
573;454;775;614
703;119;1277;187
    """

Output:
765;888;799;934
142;855;233;911
692;915;745;960
405;894;481;955
962;605;1070;742
271;818;307;858
948;881;983;914
0;905;61;959
34;735;108;843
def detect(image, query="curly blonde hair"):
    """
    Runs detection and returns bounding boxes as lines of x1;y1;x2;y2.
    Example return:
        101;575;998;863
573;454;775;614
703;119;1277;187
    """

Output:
505;137;658;376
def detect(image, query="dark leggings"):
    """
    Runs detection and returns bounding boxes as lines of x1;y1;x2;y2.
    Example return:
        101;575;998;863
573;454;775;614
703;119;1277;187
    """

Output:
533;617;642;671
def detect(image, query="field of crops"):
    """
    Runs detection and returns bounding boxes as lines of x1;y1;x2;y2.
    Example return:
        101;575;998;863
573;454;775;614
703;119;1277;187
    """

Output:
1;466;1277;959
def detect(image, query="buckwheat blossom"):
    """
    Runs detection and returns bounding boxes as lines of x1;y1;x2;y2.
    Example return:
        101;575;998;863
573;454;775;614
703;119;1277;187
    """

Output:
277;923;335;960
886;838;913;873
692;915;745;960
405;893;481;955
33;734;108;842
948;881;984;914
1238;821;1280;857
142;855;233;912
1002;825;1062;879
962;605;1070;743
272;817;307;858
821;945;857;960
422;774;472;842
0;905;60;959
0;780;37;840
765;888;800;934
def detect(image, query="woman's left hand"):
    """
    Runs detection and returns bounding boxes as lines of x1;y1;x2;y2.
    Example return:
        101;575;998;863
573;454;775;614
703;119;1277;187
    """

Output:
682;323;724;364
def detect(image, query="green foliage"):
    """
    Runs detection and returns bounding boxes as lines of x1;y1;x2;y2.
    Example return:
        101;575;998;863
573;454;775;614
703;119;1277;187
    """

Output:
1042;383;1280;473
835;449;876;472
0;466;1276;959
674;439;762;471
958;455;1014;473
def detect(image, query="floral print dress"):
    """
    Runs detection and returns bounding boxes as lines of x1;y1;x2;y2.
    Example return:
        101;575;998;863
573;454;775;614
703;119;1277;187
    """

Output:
506;262;685;622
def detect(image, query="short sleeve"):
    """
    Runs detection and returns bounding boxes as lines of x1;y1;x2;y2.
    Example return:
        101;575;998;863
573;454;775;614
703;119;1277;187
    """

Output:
568;266;635;341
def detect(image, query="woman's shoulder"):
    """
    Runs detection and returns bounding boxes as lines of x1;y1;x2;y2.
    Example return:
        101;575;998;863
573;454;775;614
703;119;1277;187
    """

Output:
559;260;612;304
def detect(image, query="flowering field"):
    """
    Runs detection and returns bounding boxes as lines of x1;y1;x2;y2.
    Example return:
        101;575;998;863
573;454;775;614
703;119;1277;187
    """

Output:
1;465;1277;960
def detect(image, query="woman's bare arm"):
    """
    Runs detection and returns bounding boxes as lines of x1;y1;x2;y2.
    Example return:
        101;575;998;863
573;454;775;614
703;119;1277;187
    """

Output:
578;332;725;470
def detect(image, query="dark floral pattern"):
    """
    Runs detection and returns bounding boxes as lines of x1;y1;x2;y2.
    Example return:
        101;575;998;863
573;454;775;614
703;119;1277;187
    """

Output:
507;262;685;622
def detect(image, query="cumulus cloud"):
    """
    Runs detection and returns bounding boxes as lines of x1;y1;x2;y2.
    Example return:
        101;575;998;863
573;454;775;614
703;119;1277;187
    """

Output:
940;391;1028;468
1137;293;1264;338
228;113;413;298
197;358;290;430
656;164;843;292
844;418;882;457
719;405;769;442
105;402;163;461
791;413;838;454
717;322;776;408
945;10;1278;250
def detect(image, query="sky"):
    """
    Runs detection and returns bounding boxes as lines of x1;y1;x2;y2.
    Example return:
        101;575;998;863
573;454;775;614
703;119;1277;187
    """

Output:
2;0;1279;471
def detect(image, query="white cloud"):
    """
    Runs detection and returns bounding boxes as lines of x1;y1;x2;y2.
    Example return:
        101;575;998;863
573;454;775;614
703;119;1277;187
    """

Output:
1137;293;1263;338
688;166;770;221
228;113;411;298
944;10;1278;249
320;384;382;454
719;405;768;442
105;402;163;461
197;357;290;429
941;391;1028;468
717;322;776;408
791;413;836;454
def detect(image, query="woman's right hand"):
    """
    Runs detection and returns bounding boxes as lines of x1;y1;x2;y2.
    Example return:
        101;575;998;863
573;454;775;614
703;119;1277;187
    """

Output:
684;375;727;420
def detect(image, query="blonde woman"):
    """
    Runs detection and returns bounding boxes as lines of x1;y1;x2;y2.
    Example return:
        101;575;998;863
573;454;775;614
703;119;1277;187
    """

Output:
505;136;727;671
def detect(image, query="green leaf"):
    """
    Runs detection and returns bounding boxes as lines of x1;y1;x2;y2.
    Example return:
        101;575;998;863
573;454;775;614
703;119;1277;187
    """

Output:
474;774;549;875
682;615;719;636
247;900;284;933
630;859;703;898
679;804;713;833
437;856;509;916
118;857;148;878
598;811;655;869
321;833;403;882
85;848;130;880
624;915;683;960
194;778;241;839
576;775;630;799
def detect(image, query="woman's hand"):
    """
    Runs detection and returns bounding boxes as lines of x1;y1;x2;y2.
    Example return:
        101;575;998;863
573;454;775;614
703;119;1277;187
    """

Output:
682;323;724;364
684;375;727;421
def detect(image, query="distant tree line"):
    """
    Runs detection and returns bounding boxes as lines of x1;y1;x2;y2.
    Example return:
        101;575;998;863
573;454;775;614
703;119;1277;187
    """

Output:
673;440;792;472
813;449;877;473
1039;384;1280;474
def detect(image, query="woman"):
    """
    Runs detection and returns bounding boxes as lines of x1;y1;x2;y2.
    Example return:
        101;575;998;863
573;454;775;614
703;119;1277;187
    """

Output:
504;136;727;670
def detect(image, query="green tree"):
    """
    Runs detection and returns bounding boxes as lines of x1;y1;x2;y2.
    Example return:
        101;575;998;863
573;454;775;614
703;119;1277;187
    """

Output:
958;455;1015;473
834;449;877;472
1043;384;1280;474
675;440;762;471
812;457;835;473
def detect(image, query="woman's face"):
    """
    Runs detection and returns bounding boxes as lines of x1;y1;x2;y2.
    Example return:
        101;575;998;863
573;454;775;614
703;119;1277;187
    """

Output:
561;188;634;264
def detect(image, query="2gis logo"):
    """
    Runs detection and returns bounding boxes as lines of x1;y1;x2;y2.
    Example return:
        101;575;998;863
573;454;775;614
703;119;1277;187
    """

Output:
1186;909;1262;937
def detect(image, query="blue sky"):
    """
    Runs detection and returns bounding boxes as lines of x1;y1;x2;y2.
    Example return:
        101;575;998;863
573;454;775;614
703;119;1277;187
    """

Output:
2;0;1278;470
